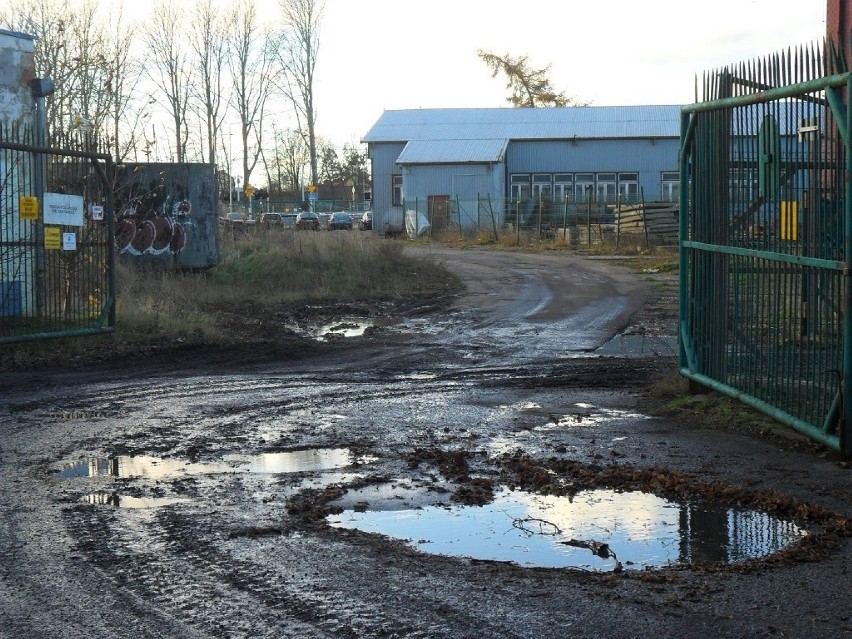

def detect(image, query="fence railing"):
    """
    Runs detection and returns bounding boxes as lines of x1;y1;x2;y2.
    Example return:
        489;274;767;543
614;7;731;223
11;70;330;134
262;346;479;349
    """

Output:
400;194;679;247
680;40;851;453
0;123;115;343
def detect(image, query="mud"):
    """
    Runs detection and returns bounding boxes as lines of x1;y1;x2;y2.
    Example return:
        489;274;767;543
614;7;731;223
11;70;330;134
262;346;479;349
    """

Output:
0;246;850;639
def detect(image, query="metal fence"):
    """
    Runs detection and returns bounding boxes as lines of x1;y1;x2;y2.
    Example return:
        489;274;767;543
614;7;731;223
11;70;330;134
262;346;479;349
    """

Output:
401;194;678;247
0;123;114;343
679;40;851;453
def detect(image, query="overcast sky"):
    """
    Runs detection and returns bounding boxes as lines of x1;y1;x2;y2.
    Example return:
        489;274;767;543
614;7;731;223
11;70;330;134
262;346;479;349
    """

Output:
122;0;827;149
310;0;827;145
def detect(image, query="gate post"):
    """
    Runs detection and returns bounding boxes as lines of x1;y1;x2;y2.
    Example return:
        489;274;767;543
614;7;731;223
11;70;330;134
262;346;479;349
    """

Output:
30;78;54;319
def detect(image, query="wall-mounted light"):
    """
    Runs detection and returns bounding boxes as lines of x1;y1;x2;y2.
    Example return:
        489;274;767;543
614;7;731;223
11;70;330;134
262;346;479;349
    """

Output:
29;77;55;99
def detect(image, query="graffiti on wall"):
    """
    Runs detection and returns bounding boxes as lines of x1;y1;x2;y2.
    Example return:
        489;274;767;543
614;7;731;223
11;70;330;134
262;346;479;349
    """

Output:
109;162;219;270
113;168;195;257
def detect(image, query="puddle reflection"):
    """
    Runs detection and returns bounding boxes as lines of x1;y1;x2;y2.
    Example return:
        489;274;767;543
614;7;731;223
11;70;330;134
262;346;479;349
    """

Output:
303;316;401;341
328;487;806;571
57;448;362;479
539;404;648;429
82;492;187;509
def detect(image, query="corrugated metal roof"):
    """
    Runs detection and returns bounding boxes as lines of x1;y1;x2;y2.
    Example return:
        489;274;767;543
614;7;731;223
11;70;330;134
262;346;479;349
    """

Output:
0;29;37;41
362;105;681;143
396;138;509;164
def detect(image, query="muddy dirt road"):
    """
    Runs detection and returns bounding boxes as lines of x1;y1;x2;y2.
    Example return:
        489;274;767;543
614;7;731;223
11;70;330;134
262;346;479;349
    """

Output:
0;247;850;639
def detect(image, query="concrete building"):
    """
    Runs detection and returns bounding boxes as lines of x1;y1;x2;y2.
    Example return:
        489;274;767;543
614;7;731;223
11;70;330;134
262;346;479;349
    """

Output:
361;105;681;234
0;29;36;127
0;29;37;318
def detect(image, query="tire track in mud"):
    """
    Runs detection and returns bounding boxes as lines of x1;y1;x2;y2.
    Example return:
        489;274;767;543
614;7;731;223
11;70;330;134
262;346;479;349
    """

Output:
0;251;696;637
63;504;333;638
62;491;529;638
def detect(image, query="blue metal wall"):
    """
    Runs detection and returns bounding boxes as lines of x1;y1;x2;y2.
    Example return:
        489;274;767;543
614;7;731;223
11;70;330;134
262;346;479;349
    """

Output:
369;142;405;232
369;137;680;232
506;139;679;200
405;163;504;203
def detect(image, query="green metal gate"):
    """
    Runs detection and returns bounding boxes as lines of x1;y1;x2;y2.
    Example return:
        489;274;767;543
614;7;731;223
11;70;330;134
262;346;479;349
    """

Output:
0;124;115;343
680;41;851;454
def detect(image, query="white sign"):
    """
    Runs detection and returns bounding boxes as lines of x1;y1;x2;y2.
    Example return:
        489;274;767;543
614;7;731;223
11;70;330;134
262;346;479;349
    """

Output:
62;232;77;251
44;192;84;226
91;204;104;221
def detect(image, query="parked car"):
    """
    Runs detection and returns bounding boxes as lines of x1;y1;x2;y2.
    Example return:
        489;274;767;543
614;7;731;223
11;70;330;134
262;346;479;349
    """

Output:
259;212;284;227
222;211;247;223
327;212;353;231
359;210;373;231
295;211;320;230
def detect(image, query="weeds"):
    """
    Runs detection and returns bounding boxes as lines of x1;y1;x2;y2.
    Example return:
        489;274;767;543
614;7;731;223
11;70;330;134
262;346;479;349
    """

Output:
0;232;462;367
115;232;460;340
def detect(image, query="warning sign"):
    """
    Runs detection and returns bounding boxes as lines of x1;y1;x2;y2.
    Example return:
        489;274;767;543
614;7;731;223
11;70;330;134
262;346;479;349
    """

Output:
44;192;84;226
44;226;61;250
19;196;39;220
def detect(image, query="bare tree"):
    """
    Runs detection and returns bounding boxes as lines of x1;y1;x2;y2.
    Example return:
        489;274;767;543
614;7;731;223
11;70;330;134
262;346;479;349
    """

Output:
1;0;146;154
477;50;588;108
2;0;95;144
102;5;144;161
272;0;324;187
317;141;343;186
190;0;228;166
341;143;370;201
267;126;309;196
227;0;275;192
143;2;192;162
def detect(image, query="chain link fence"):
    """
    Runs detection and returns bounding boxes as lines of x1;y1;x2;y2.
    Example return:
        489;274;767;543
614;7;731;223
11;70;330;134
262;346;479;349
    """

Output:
400;194;678;249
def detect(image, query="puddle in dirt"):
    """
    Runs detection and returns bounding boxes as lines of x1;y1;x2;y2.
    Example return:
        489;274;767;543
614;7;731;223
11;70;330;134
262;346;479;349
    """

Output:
328;487;807;571
56;448;365;480
298;316;401;341
538;403;649;429
81;492;188;509
596;334;678;357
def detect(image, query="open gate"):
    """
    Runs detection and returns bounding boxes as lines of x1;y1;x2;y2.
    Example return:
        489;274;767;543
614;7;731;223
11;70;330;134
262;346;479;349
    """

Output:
679;40;852;454
0;123;114;343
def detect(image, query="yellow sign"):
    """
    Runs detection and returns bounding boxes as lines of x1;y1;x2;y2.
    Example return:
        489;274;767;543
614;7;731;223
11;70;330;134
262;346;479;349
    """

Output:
44;226;61;250
244;185;255;198
307;185;317;193
780;201;798;241
19;196;39;220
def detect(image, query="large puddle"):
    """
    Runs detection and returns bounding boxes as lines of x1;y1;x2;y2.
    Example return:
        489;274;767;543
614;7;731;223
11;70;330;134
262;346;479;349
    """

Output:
328;487;807;571
57;448;363;480
291;316;401;341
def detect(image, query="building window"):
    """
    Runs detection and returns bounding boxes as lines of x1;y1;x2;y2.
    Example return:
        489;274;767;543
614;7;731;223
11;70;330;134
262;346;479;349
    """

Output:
575;173;595;202
729;168;757;205
617;173;639;203
392;174;403;206
554;174;573;202
661;171;679;202
510;174;531;201
532;173;553;200
596;173;617;203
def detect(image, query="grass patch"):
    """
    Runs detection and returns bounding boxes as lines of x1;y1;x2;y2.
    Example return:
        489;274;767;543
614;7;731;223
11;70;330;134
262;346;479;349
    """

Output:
210;230;457;302
1;232;462;367
116;232;460;340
